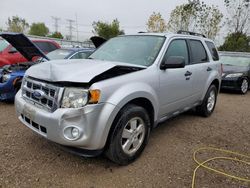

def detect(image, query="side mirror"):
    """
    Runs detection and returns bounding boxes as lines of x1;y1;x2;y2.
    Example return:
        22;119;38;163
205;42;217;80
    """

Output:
8;48;18;54
160;56;185;70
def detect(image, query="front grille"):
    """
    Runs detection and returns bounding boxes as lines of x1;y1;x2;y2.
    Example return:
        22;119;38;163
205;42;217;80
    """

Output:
22;77;61;112
21;114;47;134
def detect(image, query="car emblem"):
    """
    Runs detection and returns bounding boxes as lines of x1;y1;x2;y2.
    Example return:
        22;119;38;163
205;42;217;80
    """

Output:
32;90;45;99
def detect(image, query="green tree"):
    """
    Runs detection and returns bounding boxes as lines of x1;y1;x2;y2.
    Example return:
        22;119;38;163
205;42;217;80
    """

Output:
29;22;49;36
224;0;250;33
197;3;223;39
168;1;199;32
6;16;29;33
92;19;124;39
219;32;250;52
146;12;167;32
49;32;63;39
168;1;223;39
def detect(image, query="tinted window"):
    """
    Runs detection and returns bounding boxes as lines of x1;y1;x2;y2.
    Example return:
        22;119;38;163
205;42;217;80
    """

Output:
164;39;189;65
34;41;57;53
206;41;219;61
189;40;208;64
47;43;58;51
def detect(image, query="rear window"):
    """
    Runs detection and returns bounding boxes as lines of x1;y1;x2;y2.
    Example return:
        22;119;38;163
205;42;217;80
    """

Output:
34;41;58;53
189;40;208;64
206;41;219;61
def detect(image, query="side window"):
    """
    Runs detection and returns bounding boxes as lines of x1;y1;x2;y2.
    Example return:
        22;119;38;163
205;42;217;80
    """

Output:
205;41;219;61
34;42;57;53
34;42;49;52
189;40;208;64
47;43;58;52
70;53;81;59
163;39;189;65
79;52;92;59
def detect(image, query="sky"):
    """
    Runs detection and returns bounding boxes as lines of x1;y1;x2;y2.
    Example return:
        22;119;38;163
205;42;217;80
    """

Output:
0;0;226;42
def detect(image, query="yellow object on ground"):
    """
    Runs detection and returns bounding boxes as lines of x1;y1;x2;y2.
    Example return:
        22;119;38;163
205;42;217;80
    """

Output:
192;147;250;188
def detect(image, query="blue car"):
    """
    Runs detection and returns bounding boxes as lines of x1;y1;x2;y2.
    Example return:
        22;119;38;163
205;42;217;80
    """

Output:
0;33;103;101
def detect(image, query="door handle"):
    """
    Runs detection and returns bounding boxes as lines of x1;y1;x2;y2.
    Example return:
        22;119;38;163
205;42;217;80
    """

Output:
207;67;212;72
185;71;192;77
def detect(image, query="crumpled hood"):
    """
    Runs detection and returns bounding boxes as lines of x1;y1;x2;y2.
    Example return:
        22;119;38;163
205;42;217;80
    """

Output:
25;59;145;83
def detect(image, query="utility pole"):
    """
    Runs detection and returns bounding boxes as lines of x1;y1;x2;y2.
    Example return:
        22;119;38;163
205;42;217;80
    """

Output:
75;13;79;41
51;16;60;32
66;19;75;40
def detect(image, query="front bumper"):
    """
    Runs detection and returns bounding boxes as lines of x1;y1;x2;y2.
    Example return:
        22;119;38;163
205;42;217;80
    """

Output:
15;91;117;151
221;77;241;90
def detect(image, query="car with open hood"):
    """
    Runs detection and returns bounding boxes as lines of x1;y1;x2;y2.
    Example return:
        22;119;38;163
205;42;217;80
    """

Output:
15;31;221;165
0;32;60;67
220;51;250;94
0;33;100;101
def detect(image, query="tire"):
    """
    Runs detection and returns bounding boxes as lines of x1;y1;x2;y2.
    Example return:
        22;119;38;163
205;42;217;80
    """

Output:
240;78;248;94
105;104;151;165
196;85;218;117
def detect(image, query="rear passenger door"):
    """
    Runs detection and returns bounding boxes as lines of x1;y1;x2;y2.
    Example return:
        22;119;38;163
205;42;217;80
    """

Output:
186;39;211;100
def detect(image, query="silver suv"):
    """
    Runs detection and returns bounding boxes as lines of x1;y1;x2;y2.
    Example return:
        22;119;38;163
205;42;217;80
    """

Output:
15;32;221;165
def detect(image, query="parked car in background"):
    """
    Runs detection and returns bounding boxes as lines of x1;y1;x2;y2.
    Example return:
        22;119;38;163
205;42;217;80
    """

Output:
39;48;94;62
220;51;250;94
0;32;60;67
15;31;221;165
0;33;97;101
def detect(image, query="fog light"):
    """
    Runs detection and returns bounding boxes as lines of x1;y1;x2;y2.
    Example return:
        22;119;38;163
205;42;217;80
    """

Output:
63;126;82;141
71;127;80;138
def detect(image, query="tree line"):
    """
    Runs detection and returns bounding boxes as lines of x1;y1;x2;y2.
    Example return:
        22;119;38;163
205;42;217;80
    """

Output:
1;0;250;51
146;0;250;52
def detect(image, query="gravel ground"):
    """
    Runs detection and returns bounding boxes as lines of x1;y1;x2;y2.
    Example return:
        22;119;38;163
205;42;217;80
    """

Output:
0;93;249;188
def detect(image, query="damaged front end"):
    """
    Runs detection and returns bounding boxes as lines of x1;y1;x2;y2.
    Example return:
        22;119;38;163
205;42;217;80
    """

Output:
0;62;35;101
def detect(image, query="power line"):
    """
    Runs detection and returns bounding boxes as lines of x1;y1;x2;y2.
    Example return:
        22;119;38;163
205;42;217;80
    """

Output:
51;16;60;32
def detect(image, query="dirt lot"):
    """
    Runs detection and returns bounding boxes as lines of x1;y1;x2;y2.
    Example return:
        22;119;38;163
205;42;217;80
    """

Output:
0;93;249;188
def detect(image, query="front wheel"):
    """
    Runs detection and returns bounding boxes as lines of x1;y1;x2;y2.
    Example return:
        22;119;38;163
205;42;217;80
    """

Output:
105;104;151;165
196;85;218;117
240;78;249;94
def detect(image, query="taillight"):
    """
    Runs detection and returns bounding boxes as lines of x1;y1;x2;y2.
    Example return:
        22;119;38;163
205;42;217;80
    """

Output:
220;64;223;76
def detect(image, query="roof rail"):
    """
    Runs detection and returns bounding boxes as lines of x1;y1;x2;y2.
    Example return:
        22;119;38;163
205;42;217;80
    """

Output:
177;30;206;38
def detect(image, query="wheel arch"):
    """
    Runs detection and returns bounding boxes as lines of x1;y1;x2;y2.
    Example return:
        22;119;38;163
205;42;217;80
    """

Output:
104;97;156;150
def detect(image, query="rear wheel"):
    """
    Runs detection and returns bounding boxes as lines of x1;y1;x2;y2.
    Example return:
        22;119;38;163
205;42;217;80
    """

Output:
105;104;151;165
196;85;218;117
240;78;248;94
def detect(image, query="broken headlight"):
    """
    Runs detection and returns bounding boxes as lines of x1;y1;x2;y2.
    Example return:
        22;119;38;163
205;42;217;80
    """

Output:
61;88;101;108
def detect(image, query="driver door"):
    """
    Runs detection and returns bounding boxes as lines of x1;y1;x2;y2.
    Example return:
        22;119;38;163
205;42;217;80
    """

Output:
158;39;194;117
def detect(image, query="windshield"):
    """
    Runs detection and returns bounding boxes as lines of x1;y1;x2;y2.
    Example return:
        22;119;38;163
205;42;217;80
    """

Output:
220;55;250;67
0;39;9;52
46;49;73;60
89;35;165;67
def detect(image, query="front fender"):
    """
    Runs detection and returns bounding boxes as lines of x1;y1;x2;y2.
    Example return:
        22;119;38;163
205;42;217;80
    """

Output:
105;82;159;121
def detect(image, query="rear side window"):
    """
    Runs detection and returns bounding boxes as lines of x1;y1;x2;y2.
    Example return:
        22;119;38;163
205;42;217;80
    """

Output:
205;41;219;61
189;40;208;64
164;39;189;65
34;41;57;53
